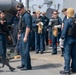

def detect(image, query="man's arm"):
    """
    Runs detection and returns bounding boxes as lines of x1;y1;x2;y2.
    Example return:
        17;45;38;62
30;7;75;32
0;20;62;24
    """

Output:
23;14;32;42
24;27;30;38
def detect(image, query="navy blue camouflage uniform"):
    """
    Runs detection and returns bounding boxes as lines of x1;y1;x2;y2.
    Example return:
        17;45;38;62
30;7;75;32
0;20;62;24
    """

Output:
0;18;9;58
30;15;36;50
33;16;45;53
61;16;67;55
19;11;32;69
61;18;76;72
8;16;19;45
43;16;49;45
51;17;62;54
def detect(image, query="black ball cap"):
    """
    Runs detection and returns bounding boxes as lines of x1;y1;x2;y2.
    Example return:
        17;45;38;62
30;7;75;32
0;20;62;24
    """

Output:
17;3;24;9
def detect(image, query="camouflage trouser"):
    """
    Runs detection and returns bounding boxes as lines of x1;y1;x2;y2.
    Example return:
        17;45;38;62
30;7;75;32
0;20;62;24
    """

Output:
0;57;15;71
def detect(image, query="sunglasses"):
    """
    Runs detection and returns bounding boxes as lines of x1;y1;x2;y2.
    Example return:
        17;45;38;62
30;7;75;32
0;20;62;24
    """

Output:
17;9;22;11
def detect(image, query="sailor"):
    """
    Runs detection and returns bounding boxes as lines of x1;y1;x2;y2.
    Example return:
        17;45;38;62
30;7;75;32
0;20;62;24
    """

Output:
16;3;32;70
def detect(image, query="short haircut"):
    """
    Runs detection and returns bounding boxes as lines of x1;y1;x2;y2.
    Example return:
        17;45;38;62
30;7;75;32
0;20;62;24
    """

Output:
16;3;24;9
62;8;67;12
28;10;31;13
52;10;58;14
0;11;6;14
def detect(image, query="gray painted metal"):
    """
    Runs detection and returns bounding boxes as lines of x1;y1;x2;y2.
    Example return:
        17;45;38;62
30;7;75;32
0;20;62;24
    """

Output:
0;0;18;14
46;8;55;19
26;0;29;9
63;0;76;11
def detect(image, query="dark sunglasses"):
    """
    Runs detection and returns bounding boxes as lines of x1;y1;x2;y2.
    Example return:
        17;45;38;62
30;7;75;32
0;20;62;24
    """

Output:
17;9;21;11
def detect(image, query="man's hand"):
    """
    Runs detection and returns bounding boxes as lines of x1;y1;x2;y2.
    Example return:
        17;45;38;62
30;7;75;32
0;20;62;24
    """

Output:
37;22;42;26
23;37;27;43
37;23;40;26
59;38;64;48
0;20;4;25
8;36;11;40
18;34;21;40
54;26;58;28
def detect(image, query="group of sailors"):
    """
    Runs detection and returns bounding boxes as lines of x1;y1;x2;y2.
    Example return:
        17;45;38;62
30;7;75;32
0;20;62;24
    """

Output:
0;3;76;74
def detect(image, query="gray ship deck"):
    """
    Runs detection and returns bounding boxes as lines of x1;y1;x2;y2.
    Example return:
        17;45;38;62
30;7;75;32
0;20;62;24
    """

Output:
0;46;76;75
